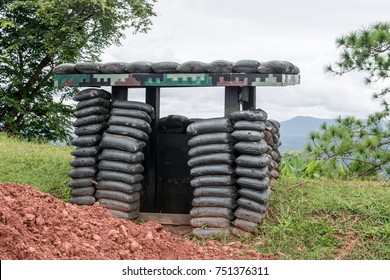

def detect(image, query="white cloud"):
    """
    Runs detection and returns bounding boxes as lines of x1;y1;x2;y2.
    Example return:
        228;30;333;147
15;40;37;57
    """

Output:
101;0;390;121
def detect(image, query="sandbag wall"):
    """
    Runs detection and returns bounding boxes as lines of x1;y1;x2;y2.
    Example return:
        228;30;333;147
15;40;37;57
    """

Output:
96;100;155;220
68;89;111;205
187;118;237;238
187;109;282;237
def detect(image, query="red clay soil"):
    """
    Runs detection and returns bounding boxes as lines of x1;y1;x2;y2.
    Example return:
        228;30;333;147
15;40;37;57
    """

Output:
0;183;275;260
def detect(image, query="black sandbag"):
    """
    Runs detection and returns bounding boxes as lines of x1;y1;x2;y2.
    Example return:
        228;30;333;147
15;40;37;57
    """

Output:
186;118;233;135
161;114;191;129
190;207;234;220
233;218;258;233
234;207;265;223
70;195;95;205
205;60;234;73
187;132;233;147
108;115;152;134
234;139;269;155
74;106;110;118
190;217;231;228
97;198;140;212
75;62;101;74
229;109;268;121
95;190;140;203
231;226;252;237
192;228;231;238
235;166;269;179
100;62;130;74
73;115;109;127
177;61;206;73
263;131;274;146
236;176;270;191
151;61;179;73
100;133;146;152
68;166;97;178
235;154;272;168
193;186;238;199
71;146;100;157
271;150;280;161
237;197;269;213
70;186;96;197
74;124;107;136
67;178;96;188
190;175;236;187
124;61;153;73
188;143;233;157
109;209;139;220
190;164;234;176
107;125;149;141
188;153;235;167
98;149;144;163
73;88;111;101
97;170;143;184
231;130;264;142
112;100;155;119
191;197;237;209
70;157;97;167
76;97;110;110
267;119;281;130
257;60;300;74
233;120;266;131
97;181;142;194
53;63;77;74
98;160;144;174
71;135;102;147
232;60;260;73
111;108;152;123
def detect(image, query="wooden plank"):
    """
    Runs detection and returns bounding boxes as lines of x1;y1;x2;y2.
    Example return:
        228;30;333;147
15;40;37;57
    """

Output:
137;212;191;225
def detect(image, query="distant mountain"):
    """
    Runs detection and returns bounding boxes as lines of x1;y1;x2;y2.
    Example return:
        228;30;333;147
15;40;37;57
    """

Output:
279;116;335;153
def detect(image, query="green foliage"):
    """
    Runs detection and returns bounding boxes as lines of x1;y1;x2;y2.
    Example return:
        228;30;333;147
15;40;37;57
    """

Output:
0;0;156;142
326;21;390;98
306;22;390;179
0;132;73;200
305;104;389;179
281;152;347;179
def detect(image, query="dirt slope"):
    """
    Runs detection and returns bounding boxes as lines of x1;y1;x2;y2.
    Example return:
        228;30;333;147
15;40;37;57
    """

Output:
0;183;275;260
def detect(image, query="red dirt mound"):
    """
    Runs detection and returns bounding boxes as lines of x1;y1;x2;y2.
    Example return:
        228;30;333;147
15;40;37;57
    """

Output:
0;183;275;260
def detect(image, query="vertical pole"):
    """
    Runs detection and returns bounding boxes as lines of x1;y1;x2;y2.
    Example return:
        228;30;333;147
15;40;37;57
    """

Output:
224;86;240;116
242;86;256;110
142;87;160;212
111;86;128;101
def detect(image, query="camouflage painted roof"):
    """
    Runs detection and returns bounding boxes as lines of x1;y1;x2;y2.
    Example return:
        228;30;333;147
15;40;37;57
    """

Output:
54;60;300;87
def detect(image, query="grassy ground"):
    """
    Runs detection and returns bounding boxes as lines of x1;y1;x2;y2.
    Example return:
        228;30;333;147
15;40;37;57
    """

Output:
0;133;73;200
0;133;389;259
251;177;390;259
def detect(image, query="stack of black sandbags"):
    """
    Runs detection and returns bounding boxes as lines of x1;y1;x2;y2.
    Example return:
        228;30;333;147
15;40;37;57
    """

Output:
68;88;111;206
229;109;272;236
187;118;237;238
96;100;154;220
264;120;282;180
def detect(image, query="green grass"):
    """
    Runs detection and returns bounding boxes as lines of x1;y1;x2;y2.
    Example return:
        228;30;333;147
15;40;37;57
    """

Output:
0;133;73;200
252;177;390;259
0;133;389;259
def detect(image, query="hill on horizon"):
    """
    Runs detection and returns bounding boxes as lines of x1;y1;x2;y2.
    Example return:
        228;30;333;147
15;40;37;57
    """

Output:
279;116;335;153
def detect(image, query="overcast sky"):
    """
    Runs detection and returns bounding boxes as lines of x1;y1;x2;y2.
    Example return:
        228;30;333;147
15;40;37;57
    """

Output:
101;0;390;121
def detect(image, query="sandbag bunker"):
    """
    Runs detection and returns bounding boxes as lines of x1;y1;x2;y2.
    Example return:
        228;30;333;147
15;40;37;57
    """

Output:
67;89;281;237
56;58;299;238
